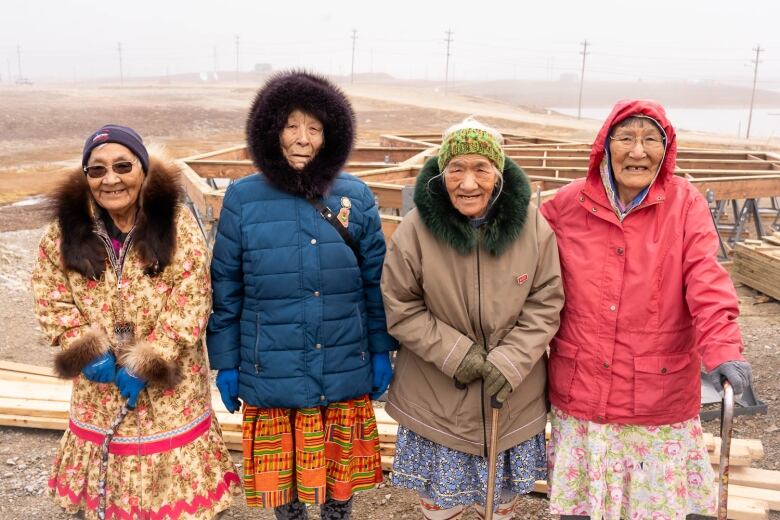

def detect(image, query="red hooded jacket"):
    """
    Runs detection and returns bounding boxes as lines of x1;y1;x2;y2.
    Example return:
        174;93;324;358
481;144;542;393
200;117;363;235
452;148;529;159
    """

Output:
540;99;744;425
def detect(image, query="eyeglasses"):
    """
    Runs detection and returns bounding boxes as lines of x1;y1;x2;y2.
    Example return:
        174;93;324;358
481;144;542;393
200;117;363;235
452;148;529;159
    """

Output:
83;160;138;179
609;134;665;150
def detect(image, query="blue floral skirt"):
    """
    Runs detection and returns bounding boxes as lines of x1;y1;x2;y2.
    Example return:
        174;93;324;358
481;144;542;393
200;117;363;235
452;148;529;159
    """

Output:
391;425;546;509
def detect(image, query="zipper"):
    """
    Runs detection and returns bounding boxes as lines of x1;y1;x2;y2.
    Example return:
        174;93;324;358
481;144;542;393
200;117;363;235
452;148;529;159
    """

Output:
476;245;489;458
254;312;262;374
95;225;135;289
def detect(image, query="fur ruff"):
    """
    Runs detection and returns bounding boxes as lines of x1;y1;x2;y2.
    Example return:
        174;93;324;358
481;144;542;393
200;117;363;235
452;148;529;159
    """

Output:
414;156;531;256
51;153;183;279
53;329;111;378
246;70;355;199
116;340;182;388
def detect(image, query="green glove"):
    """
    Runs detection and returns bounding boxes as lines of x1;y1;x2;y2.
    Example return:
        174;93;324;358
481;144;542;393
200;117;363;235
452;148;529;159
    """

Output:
483;360;512;404
454;343;486;386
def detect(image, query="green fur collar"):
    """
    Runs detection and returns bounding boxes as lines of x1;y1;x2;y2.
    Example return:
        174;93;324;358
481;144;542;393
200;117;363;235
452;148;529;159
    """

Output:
413;156;531;256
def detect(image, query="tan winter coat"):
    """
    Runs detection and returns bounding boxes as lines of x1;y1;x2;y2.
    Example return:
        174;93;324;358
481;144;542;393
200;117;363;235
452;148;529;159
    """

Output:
382;157;564;456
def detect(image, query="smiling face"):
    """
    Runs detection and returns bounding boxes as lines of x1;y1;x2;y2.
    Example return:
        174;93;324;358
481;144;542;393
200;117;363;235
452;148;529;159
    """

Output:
443;154;499;218
85;142;145;226
279;109;324;170
608;117;665;205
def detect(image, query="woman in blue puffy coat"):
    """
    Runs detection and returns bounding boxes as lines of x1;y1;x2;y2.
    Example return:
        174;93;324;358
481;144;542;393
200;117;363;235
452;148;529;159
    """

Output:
207;71;397;519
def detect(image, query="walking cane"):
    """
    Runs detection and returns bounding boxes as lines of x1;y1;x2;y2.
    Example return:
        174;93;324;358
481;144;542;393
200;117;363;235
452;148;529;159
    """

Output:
717;382;734;520
97;400;133;520
484;396;502;520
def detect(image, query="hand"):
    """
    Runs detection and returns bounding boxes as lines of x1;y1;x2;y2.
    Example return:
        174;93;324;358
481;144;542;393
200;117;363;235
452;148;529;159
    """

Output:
483;360;512;404
454;344;486;386
707;360;753;396
370;352;393;400
82;352;117;383
216;369;241;413
115;367;146;408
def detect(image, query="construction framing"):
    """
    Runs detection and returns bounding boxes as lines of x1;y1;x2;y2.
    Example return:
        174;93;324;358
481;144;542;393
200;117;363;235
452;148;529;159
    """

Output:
177;132;780;245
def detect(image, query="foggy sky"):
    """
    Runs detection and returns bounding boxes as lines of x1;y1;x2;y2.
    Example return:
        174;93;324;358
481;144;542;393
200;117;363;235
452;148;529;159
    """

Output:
2;0;780;87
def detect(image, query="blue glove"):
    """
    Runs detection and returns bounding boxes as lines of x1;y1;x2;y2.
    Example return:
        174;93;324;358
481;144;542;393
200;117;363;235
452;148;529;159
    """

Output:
707;360;753;396
115;367;146;408
82;352;117;383
216;369;241;413
370;352;393;400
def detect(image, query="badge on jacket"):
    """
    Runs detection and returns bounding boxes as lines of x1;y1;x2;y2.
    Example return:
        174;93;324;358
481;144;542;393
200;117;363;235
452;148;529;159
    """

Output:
337;197;351;228
516;273;528;285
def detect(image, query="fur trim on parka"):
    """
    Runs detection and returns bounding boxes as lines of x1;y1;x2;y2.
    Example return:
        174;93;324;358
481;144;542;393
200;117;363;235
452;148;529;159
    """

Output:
50;153;183;382
413;156;532;256
51;154;183;280
245;70;355;199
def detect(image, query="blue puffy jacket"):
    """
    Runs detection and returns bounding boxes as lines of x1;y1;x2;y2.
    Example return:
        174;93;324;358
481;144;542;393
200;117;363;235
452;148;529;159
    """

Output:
207;172;397;408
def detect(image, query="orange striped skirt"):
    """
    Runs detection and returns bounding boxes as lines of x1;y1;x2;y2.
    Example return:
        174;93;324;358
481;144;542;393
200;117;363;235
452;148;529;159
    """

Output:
241;395;382;508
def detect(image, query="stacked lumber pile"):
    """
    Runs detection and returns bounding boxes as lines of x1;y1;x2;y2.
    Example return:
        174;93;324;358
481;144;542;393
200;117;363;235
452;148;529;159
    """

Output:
733;233;780;301
2;360;778;519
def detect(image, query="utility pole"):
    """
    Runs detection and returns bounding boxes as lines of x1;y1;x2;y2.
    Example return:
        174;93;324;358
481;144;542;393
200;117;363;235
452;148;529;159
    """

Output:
577;39;589;120
8;58;13;83
350;29;357;83
16;44;22;79
444;29;453;93
235;35;240;84
746;44;763;139
117;42;124;86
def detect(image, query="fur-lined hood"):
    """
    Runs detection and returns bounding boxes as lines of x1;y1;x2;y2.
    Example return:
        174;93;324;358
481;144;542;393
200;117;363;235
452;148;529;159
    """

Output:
245;70;355;199
51;154;183;279
413;156;532;256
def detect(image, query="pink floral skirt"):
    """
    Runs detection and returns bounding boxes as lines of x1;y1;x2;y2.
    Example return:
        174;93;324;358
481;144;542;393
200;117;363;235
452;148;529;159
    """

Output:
546;406;716;520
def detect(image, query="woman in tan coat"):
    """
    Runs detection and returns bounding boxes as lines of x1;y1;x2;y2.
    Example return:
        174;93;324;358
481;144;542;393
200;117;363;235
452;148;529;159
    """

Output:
382;118;564;519
31;124;240;519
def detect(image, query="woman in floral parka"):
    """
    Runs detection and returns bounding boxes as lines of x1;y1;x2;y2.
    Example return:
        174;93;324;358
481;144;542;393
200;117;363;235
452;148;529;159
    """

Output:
31;124;240;519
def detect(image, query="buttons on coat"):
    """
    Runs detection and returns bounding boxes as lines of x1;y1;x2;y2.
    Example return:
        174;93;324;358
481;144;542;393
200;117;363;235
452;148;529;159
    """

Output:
616;247;624;255
315;343;322;349
660;367;668;374
310;239;317;245
591;207;598;212
602;361;610;368
609;305;616;312
320;395;326;401
314;291;320;297
579;196;585;202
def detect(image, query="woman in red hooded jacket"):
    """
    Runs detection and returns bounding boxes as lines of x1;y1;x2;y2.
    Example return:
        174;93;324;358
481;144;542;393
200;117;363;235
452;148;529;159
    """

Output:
540;99;753;520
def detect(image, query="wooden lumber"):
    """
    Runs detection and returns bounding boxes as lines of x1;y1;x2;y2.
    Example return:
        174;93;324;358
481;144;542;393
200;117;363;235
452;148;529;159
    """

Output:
729;484;780;510
733;238;780;300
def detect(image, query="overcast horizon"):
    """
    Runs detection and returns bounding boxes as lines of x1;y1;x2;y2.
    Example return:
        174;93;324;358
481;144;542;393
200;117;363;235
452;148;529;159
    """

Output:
2;0;780;88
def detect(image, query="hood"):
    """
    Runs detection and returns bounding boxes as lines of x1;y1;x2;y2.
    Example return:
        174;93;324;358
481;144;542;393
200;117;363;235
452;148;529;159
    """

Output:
587;99;678;187
245;70;355;199
413;156;531;256
51;153;183;279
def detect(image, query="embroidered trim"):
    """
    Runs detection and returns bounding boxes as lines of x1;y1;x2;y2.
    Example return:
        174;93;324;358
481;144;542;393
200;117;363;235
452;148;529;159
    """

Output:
68;410;212;455
49;471;240;519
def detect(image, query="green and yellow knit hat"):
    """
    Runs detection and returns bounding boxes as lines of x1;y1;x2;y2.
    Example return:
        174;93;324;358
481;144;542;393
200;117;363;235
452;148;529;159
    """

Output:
438;117;505;172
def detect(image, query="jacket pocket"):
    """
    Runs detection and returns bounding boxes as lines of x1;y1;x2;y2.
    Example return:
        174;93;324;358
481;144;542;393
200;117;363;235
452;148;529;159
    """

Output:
548;337;579;403
633;353;691;415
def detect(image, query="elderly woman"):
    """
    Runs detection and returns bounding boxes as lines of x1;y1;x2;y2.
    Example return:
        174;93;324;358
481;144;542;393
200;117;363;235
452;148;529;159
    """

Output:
541;99;754;520
207;71;397;519
381;118;564;519
31;124;240;519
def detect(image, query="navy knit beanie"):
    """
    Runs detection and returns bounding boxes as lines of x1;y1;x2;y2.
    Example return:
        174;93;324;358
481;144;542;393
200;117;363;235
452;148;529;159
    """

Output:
82;124;149;173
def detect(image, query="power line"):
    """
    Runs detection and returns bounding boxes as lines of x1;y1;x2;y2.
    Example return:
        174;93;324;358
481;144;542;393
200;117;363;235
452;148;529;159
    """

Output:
444;29;453;92
350;29;357;84
746;44;763;139
235;35;240;83
16;44;22;79
577;39;589;120
117;42;123;86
